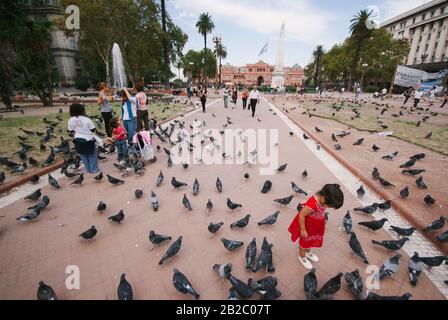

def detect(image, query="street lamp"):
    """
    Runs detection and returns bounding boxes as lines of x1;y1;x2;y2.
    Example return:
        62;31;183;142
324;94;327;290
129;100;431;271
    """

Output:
213;34;222;93
360;63;369;89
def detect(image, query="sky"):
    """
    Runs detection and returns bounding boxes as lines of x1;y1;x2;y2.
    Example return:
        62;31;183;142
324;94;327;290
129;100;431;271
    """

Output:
167;0;432;68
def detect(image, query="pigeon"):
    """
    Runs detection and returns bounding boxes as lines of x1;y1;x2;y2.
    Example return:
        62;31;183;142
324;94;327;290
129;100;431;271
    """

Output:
208;222;224;234
150;191;159;211
230;214;251;229
248;276;278;294
303;133;310;140
274;195;294;206
304;268;318;300
371;237;409;250
372;144;380;152
27;196;50;211
378;176;395;187
226;273;255;299
424;194;435;206
29;157;39;166
24;189;41;201
258;211;280;226
252;237;275;273
133;189;143;199
117;273;133;300
108;210;125;223
415;176;427;189
353;138;364;146
221;238;244;251
400;186;409;199
213;263;232;279
149;231;172;245
171;177;187;189
344;269;364;300
192;178;200;196
275;163;287;173
156;170;164;186
343;211;352;234
64;170;78;178
371;168;380;180
37;281;57;300
163;147;171;156
356;185;365;198
423;216;446;232
16;208;41;222
334;143;342;150
349;232;369;264
172;268;200;299
291;182;307;195
418;255;448;268
227;198;242;210
90;171;102;182
244;173;250;179
366;292;411;300
408;252;424;286
159;236;182;265
316;273;343;299
107;174;124;185
206;198;213;211
424;132;432;139
216;177;223;193
358;218;388;231
70;174;84;186
436;230;448;243
402;169;425;176
245;238;257;270
167;156;173;167
399;158;417;168
410;153;425;160
302;170;308;178
97;201;107;212
182;163;188;169
30;174;40;184
354;203;378;215
331;133;338;142
79;226;97;240
389;225;416;238
377;254;401;280
378;200;392;210
261;180;272;193
297;202;303;212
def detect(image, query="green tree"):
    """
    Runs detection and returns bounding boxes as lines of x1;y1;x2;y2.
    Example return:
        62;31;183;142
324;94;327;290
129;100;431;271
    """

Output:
195;12;215;84
313;45;324;87
214;42;227;85
182;49;216;84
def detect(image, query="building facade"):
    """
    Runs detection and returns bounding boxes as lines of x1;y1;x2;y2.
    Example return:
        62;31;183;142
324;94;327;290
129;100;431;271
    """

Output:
221;61;304;88
20;0;80;86
380;0;448;72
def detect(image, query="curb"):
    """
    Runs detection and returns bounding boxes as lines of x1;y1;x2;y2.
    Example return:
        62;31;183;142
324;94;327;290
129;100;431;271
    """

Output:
275;104;448;255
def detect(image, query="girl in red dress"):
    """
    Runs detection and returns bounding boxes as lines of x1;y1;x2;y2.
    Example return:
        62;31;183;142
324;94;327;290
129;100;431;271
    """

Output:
288;184;344;269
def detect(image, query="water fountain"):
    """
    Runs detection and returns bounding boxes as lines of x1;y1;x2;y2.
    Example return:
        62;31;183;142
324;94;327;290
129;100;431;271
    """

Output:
112;43;127;89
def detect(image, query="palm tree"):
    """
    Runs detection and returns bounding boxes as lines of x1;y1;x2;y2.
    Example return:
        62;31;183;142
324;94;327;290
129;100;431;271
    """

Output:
214;42;227;86
349;9;374;87
313;45;324;87
196;12;215;84
160;0;170;87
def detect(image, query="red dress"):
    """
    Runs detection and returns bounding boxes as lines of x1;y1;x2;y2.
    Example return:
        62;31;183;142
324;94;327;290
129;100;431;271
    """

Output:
288;195;326;249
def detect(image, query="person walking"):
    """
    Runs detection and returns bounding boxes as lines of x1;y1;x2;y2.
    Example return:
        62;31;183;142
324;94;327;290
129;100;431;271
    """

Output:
120;87;138;146
428;86;436;106
440;88;448;108
241;86;249;109
414;88;423;108
97;82;114;137
135;82;149;131
355;86;361;99
68;103;100;174
249;86;260;118
403;87;414;105
223;85;230;108
231;86;238;108
200;85;207;113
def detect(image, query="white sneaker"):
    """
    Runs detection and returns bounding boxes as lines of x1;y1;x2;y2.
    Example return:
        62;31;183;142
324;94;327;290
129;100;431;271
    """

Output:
306;252;319;262
299;257;313;270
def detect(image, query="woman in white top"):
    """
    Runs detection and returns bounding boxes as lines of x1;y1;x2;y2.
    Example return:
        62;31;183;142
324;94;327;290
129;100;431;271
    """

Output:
414;89;423;108
249;86;260;118
67;103;99;174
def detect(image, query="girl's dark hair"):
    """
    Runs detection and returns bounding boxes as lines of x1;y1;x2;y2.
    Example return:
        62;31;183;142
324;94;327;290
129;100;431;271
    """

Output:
135;82;144;92
109;117;119;129
318;184;344;209
69;103;86;117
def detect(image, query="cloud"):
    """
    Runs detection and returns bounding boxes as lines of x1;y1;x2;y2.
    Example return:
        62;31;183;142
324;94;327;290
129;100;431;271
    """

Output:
378;0;431;21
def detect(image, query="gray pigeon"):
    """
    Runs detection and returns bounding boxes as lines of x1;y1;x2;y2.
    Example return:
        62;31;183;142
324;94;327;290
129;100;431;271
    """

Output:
79;225;97;240
377;254;402;280
37;281;57;300
208;222;223;234
24;189;41;201
97;201;107;212
135;189;143;199
273;195;294;206
408;252;424;286
192;178;200;196
358;218;388;231
27;196;50;211
226;273;255;299
149;231;172;245
349;232;369;264
48;174;60;189
173;268;200;299
252;237;275;273
291;182;307;195
258;211;280;226
106;174;123;185
151;191;159;211
159;236;182;265
182;193;193;211
344;269;364;300
275;163;287;173
245;238;257;270
227;288;239;300
108;210;125;223
117;273;133;300
171;177;187;188
356;185;365;198
216;177;223;193
372;237;409;250
230;214;251;229
261;180;272;193
354;203;378;215
248;276;278;294
213;263;232;279
316;273;343;299
156;170;164;186
206;198;213;211
423;216;446;232
227;198;242;210
221;238;244;251
343;211;352;234
304;268;318;300
436;230;448;243
389;225;416;238
16;208;41;222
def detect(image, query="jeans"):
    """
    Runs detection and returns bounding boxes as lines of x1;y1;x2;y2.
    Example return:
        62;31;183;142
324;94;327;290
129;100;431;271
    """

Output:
250;99;258;117
123;118;137;145
137;109;149;131
101;112;112;137
79;147;99;173
242;98;248;109
224;95;229;108
201;97;207;112
115;139;128;162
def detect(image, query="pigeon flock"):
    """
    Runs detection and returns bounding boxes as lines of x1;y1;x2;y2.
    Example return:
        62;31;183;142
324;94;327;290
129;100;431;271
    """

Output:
3;95;447;300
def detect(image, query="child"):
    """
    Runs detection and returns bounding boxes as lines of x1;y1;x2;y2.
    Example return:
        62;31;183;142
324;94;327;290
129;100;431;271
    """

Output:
110;117;128;163
288;184;344;270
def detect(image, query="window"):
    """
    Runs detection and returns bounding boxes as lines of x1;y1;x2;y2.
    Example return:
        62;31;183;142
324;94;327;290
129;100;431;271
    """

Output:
422;13;426;20
413;17;416;24
431;10;435;17
425;44;429;51
438;31;441;38
417;45;420;52
431;55;436;62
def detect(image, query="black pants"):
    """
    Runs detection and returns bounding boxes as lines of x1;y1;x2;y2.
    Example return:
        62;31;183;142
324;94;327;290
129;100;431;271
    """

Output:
250;99;257;117
201;97;206;112
441;98;447;108
403;95;410;105
242;98;248;109
413;98;420;108
137;109;149;131
101;111;112;137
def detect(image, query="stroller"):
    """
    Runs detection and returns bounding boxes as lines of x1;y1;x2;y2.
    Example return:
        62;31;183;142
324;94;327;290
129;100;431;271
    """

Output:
132;131;156;163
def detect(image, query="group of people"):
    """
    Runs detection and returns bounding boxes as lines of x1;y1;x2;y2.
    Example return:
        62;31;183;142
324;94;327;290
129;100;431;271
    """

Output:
222;85;260;117
403;86;447;108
